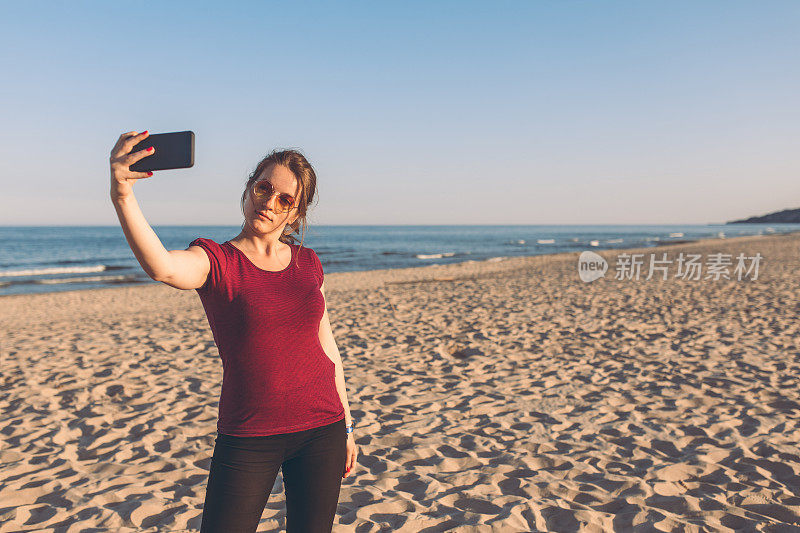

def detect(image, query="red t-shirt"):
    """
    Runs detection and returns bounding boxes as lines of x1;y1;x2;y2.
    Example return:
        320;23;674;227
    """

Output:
188;238;344;436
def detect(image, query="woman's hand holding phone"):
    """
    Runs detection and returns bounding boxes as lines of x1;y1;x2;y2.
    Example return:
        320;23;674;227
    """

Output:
109;131;156;202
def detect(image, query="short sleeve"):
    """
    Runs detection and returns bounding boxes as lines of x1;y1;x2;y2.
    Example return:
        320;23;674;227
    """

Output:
189;238;228;293
309;248;324;288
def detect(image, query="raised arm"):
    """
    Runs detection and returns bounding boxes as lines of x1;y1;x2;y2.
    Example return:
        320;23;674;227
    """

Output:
109;130;209;290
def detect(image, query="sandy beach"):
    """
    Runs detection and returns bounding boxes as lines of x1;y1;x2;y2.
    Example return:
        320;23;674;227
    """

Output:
1;231;799;532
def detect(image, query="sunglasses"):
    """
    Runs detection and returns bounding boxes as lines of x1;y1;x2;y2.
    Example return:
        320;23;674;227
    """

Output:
251;180;298;214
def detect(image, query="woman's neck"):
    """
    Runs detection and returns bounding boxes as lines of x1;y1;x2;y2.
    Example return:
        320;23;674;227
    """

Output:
232;231;286;255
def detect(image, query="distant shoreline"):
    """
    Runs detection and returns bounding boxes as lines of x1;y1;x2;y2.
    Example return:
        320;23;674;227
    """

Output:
3;229;798;301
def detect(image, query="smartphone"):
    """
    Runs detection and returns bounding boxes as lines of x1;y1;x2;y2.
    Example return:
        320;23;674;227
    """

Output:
129;130;195;172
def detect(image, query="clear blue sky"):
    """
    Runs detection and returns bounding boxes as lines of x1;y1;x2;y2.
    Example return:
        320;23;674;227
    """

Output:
1;1;798;225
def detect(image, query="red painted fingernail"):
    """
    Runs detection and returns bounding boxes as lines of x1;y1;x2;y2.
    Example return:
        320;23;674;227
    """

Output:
148;146;154;151
147;171;153;176
142;130;148;135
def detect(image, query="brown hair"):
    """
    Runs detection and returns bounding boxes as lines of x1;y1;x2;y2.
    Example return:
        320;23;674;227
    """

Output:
240;149;318;254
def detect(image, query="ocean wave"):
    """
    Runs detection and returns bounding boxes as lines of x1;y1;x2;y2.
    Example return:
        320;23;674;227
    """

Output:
36;274;138;285
416;252;456;259
0;265;108;278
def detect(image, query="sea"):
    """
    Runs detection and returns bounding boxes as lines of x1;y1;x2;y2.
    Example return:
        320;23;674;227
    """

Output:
1;224;798;297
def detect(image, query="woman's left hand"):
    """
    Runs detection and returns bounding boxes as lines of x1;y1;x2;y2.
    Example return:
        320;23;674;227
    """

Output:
343;434;358;478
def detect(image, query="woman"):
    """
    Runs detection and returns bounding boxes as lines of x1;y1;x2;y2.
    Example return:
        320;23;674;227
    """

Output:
109;130;358;533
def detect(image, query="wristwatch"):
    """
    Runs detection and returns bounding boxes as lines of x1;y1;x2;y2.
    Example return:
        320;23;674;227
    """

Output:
345;419;355;437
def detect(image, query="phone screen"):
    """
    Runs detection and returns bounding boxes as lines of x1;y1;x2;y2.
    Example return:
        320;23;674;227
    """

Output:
130;131;195;172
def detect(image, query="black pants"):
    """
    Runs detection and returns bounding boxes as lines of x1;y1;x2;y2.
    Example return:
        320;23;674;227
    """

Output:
200;418;347;533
